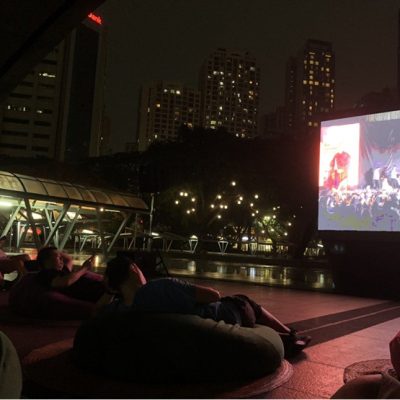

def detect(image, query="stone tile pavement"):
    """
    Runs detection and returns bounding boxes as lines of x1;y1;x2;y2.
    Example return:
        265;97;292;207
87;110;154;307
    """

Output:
185;277;400;399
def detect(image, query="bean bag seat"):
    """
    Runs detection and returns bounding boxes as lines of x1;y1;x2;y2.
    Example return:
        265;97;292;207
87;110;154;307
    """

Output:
73;311;284;383
22;338;292;398
8;273;97;320
0;331;22;399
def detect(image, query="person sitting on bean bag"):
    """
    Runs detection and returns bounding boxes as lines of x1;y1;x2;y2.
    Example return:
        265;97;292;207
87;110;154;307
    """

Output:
35;247;104;302
95;256;311;357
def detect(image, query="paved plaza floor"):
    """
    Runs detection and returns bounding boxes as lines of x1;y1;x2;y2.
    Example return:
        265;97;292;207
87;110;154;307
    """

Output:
183;277;400;399
10;249;400;397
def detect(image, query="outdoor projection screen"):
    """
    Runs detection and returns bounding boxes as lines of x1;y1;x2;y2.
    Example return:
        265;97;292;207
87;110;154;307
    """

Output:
318;110;400;232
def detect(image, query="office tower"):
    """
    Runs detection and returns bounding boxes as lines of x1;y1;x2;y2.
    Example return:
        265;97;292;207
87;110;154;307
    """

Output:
137;81;201;151
199;48;260;138
0;13;107;161
285;39;335;130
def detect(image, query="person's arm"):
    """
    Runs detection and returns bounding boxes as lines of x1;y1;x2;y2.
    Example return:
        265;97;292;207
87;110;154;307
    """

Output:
194;284;221;303
50;256;93;288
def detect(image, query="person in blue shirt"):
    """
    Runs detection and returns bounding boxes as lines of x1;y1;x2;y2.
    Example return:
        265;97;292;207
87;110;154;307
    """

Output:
96;256;311;357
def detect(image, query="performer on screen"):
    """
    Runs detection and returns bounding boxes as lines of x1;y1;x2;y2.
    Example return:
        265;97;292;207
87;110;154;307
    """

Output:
373;166;381;189
325;151;351;190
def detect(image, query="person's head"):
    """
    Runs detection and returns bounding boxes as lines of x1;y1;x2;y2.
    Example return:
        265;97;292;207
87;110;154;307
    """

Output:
37;247;63;270
104;256;146;295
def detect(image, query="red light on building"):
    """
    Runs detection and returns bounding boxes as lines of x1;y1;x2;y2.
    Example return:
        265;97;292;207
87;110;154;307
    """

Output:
88;12;102;25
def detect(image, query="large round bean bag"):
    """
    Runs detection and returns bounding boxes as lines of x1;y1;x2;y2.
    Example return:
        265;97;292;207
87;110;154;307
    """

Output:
73;311;284;383
8;273;97;320
0;331;22;399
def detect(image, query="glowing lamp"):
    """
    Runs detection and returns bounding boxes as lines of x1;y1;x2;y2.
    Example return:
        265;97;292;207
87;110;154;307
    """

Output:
0;200;12;208
88;12;102;25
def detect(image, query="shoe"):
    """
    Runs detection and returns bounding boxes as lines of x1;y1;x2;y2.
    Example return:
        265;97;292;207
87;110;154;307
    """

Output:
281;329;312;358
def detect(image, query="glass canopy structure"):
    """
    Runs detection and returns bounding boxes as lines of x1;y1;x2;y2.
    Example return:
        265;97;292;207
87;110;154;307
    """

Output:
0;171;149;255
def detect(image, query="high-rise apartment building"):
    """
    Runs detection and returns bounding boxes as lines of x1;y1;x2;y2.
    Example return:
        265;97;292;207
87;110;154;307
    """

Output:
137;81;201;151
284;57;297;130
199;48;260;138
285;39;335;130
0;13;107;162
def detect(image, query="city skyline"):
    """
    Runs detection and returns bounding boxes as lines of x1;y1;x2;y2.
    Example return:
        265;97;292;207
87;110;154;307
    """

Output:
99;0;400;152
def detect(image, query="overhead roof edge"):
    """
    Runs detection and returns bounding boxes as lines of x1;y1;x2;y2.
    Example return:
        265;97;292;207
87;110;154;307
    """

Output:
0;170;149;213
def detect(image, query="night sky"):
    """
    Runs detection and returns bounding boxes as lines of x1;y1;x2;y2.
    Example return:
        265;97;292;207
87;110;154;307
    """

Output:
98;0;400;152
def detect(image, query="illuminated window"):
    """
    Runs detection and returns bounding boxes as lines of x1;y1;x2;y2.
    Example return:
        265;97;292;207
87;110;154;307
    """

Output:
176;90;181;95
156;103;161;108
303;80;307;84
39;72;56;78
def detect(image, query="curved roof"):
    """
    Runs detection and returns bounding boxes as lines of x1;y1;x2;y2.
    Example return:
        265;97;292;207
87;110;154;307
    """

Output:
0;171;148;212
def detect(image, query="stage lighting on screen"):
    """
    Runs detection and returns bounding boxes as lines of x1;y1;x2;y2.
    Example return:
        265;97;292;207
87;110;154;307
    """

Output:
318;110;400;232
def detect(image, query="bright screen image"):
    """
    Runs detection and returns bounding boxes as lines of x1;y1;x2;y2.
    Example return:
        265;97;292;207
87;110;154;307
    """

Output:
318;110;400;232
